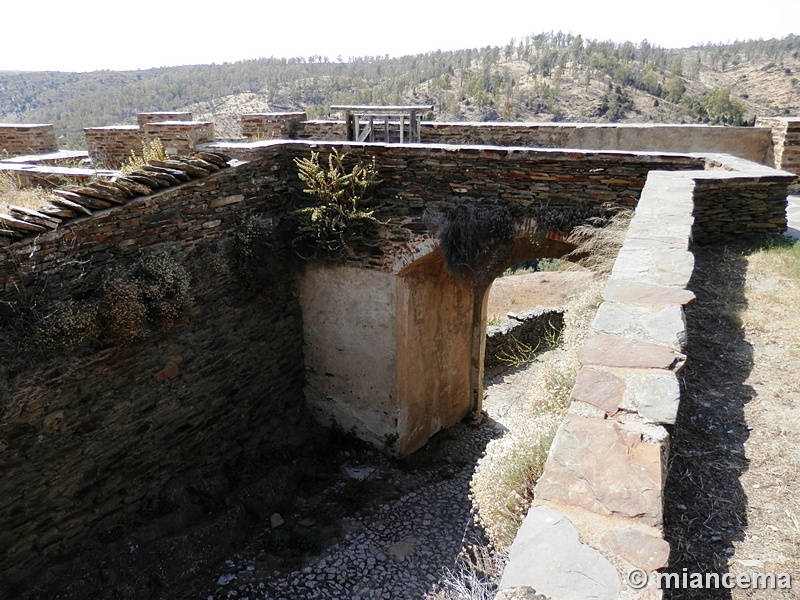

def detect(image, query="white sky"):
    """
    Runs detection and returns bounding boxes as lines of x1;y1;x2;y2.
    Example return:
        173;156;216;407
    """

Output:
2;0;799;72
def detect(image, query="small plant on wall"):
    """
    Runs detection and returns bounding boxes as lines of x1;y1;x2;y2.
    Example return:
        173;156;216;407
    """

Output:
289;149;381;258
120;138;169;173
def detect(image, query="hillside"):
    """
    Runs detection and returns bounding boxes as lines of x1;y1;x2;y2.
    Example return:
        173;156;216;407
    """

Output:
1;33;799;148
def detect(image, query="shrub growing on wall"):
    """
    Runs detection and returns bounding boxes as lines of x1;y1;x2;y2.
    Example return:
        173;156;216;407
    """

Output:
289;149;381;258
424;203;515;278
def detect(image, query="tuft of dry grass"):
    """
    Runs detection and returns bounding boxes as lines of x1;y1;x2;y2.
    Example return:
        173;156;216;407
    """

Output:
425;543;507;600
0;171;55;213
470;281;601;549
566;209;633;275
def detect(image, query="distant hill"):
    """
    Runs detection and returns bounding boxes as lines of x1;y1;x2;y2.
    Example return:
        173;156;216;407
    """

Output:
1;33;799;149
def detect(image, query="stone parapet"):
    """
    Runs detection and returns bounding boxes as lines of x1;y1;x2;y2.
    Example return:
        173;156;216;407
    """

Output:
136;111;193;127
241;112;307;140
0;124;58;157
83;125;143;168
143;120;215;156
420;121;774;164
756;117;800;189
294;119;348;140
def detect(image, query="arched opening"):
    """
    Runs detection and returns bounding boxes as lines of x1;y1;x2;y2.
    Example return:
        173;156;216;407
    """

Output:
297;228;579;456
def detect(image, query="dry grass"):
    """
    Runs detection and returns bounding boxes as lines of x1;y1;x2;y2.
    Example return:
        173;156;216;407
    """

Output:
425;544;507;600
566;208;634;275
663;237;800;599
471;280;602;549
0;171;54;213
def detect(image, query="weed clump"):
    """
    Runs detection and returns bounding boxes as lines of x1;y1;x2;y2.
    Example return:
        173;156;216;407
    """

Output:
33;300;99;353
134;250;192;327
425;203;515;278
120;138;169;173
101;273;149;343
289;149;380;258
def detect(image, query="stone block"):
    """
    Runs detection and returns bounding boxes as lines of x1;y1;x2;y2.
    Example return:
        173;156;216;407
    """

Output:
535;414;666;526
580;333;686;371
499;505;620;600
591;302;687;350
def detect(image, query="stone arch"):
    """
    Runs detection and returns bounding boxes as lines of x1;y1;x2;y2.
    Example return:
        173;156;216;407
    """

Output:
297;221;579;456
392;223;578;453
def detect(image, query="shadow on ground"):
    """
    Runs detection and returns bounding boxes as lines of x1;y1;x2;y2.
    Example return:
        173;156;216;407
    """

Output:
663;243;755;599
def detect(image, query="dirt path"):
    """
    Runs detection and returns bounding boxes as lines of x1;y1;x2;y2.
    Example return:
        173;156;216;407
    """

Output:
486;270;593;319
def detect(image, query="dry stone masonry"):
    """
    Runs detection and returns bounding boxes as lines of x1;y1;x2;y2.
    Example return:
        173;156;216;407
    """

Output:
0;113;798;599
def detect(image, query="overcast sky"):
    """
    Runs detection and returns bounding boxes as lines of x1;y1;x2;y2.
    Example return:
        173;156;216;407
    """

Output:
2;0;799;72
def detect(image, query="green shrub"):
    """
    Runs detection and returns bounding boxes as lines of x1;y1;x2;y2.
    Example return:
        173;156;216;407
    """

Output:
290;149;380;256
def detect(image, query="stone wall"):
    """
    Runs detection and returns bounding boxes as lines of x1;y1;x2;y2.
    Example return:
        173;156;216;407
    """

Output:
143;121;215;157
294;119;349;140
417;122;774;164
83;113;213;167
241;112;307;140
694;153;793;242
0;146;312;596
0;124;58;157
136;112;193;127
756;117;800;187
83;125;143;167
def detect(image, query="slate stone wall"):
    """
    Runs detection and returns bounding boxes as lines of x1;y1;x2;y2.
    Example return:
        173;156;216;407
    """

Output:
84;126;143;167
0;146;310;596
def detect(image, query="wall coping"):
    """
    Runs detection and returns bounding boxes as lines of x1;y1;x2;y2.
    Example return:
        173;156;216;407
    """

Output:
498;153;793;599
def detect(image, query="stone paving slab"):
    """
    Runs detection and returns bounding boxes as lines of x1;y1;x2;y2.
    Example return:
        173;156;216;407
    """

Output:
580;333;686;371
499;505;620;600
568;366;681;425
591;302;686;350
610;246;695;288
602;280;695;306
534;414;666;527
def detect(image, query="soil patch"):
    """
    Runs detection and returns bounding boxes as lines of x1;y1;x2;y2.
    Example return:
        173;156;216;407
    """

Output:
487;270;593;318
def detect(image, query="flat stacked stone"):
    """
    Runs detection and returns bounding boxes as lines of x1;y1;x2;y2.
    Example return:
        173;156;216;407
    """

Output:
0;152;231;239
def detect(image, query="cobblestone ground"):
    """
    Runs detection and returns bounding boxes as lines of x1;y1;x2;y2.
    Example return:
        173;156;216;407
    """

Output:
171;366;544;600
179;423;499;600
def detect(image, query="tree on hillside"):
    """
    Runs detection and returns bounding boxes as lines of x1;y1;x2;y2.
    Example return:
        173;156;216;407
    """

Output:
702;87;747;125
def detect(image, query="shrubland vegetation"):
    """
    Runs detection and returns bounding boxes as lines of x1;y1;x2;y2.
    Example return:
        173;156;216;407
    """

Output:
1;34;799;147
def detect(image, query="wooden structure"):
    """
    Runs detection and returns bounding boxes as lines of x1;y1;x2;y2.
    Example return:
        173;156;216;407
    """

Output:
330;105;433;144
